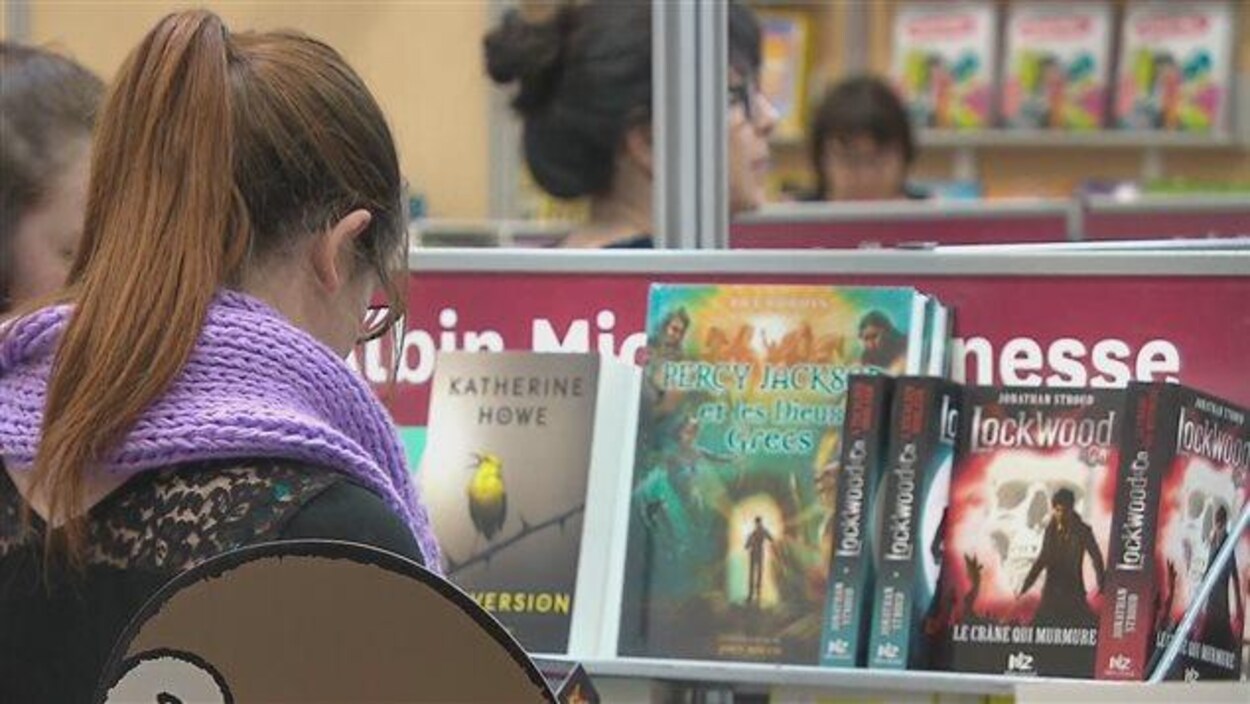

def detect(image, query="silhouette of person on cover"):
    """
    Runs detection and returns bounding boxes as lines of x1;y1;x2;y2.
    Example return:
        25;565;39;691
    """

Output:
745;516;774;605
1200;506;1245;652
1019;488;1106;626
857;311;905;372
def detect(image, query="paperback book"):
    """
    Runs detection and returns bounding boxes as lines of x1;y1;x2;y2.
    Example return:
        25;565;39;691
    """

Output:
618;283;933;664
1001;1;1112;130
866;377;962;669
893;1;999;130
1114;1;1234;132
819;375;895;667
1096;383;1249;681
935;387;1125;676
420;351;639;656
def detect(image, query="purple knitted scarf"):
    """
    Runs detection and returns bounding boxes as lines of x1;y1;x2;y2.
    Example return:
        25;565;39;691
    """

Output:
0;289;442;571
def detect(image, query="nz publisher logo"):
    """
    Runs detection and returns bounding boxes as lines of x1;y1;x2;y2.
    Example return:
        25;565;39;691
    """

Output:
876;643;901;661
1108;654;1132;672
1184;667;1199;682
828;639;849;656
1007;652;1035;673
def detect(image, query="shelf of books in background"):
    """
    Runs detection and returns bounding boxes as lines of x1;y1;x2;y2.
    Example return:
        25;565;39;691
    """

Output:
1001;1;1112;130
892;0;998;131
1114;0;1234;133
757;8;812;145
419;351;640;658
616;283;950;665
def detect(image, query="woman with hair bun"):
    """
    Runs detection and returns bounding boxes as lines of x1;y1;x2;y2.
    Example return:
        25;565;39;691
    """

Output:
0;42;103;315
0;11;440;701
485;0;776;248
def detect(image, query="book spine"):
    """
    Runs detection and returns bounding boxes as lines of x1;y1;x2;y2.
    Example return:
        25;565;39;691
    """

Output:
867;378;932;669
911;381;960;669
904;295;928;374
820;375;894;667
925;304;951;378
1095;383;1174;680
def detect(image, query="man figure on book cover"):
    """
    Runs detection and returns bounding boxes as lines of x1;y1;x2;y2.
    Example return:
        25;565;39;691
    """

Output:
642;308;692;428
745;516;775;606
1200;506;1245;651
857;311;905;372
1018;488;1106;625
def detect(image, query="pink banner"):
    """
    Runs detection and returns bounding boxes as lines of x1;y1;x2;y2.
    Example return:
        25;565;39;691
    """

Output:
1083;210;1250;240
355;270;1248;427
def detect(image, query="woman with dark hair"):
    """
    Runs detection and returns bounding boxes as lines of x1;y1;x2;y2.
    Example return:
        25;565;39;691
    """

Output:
0;11;440;701
485;0;776;248
809;74;925;202
0;42;103;316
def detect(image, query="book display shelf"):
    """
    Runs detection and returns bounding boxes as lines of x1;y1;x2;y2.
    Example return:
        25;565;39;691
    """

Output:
746;0;1248;196
378;246;1249;702
415;194;1248;250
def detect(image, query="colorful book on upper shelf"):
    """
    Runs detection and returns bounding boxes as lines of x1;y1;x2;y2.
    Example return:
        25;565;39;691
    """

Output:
1113;1;1234;133
892;1;998;130
758;9;811;144
1095;383;1249;681
1001;1;1112;130
933;387;1127;677
617;283;936;664
419;351;640;657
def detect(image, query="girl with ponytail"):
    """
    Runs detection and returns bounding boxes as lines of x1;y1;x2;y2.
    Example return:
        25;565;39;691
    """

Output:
0;11;440;701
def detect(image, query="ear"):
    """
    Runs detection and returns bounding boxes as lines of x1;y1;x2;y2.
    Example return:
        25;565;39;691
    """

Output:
311;209;372;294
623;124;654;177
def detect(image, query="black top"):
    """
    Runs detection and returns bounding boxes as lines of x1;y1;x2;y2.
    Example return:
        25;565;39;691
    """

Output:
602;233;654;249
0;460;426;703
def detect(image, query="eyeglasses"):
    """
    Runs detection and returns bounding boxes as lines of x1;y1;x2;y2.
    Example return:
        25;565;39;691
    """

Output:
729;75;770;125
360;303;397;344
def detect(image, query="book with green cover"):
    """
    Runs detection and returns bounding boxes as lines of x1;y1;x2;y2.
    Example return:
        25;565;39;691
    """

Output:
616;283;931;664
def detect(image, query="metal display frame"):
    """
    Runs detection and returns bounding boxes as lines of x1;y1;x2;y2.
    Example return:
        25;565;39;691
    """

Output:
409;246;1250;277
653;0;729;250
408;247;1249;699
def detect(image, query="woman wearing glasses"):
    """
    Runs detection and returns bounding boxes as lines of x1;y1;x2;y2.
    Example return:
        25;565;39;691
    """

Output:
486;0;777;249
0;12;440;702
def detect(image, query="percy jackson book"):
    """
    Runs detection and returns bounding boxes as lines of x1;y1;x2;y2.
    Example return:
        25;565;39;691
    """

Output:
934;387;1125;677
420;351;639;657
1096;383;1249;681
617;283;933;664
819;375;895;667
866;377;962;669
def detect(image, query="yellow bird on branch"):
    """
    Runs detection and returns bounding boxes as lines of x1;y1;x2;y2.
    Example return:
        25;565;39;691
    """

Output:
467;452;507;541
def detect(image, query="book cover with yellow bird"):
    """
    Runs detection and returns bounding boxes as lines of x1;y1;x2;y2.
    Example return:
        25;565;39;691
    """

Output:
618;283;933;664
421;351;639;655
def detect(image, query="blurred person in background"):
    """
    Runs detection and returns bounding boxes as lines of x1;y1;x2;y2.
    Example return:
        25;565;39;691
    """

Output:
485;0;776;249
809;74;926;202
0;12;440;702
0;42;103;317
